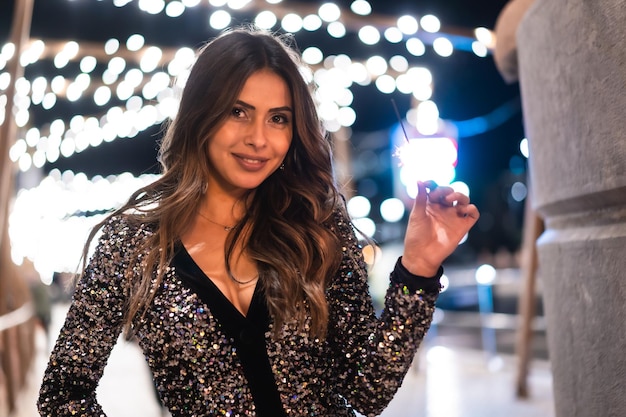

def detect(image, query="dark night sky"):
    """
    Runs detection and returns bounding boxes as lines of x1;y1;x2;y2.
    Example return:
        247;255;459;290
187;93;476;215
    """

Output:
1;0;525;254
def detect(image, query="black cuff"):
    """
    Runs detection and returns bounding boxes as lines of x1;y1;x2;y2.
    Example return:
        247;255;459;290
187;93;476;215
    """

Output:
390;257;443;294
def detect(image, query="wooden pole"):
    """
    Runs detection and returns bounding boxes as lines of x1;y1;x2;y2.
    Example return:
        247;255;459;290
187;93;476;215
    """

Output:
0;0;35;413
514;184;544;398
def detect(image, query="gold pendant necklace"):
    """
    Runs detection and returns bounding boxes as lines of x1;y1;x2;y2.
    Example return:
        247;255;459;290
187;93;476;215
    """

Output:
197;212;234;231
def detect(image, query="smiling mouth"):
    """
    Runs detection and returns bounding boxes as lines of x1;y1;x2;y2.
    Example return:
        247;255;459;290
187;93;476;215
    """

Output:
233;154;269;169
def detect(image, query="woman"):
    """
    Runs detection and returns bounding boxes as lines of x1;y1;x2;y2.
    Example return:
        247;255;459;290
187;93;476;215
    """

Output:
38;28;478;417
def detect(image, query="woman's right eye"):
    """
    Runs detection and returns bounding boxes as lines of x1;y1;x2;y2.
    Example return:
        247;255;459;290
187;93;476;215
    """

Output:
231;107;245;118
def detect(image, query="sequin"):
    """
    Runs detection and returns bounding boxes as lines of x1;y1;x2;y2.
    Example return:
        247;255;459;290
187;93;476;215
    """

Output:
37;212;440;417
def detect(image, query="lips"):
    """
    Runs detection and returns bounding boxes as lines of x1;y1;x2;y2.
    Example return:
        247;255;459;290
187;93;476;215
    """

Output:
232;153;269;171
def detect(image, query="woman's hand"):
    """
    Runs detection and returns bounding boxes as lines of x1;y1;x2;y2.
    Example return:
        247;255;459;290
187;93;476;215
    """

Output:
401;181;480;277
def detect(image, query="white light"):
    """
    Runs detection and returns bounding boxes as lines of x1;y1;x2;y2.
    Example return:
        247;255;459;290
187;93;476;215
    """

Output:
406;38;426;56
450;181;470;197
127;95;143;111
520;138;529;158
281;13;303;33
53;54;70;69
389;55;409;72
472;41;488;57
227;0;251;10
125;68;144;87
94;86;112;106
375;74;395;94
33;150;46;168
350;0;371;15
318;2;341;22
347;195;371;218
511;182;528;202
407;66;433;85
335;88;353;106
397;15;418;35
475;27;495;48
358;25;380;45
70;115;85;132
327;22;346;38
0;72;10;90
18;153;32;172
1;43;15;60
25;127;40;147
208;0;226;5
415;100;440;135
9;139;27;162
475;264;496;285
42;93;56;109
303;14;322;31
348;62;369;85
302;47;323;65
365;55;387;76
116;81;134;100
50;119;65;136
104;38;120;55
412;84;433;101
333;54;351;69
420;14;441;33
318;101;339;121
102;69;118;85
141;46;163;72
380;198;405;222
165;1;185;17
80;56;97;73
15;109;29;127
433;37;454;57
139;0;165;14
75;73;91;91
209;10;231;30
15;77;31;96
255;11;277;29
108;56;127;75
63;41;79;59
337;106;356;126
352;217;376;239
60;137;76;158
126;34;145;51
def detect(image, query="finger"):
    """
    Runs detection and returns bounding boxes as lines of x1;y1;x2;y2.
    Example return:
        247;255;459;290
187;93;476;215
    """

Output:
427;186;454;206
457;204;480;219
414;181;428;209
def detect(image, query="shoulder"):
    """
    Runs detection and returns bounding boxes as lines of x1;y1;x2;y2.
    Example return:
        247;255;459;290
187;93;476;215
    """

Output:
97;212;156;248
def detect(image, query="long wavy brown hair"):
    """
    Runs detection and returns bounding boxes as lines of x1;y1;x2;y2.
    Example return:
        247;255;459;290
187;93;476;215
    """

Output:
83;27;345;339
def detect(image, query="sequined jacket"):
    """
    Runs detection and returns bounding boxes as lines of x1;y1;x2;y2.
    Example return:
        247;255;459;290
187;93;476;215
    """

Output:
38;213;441;417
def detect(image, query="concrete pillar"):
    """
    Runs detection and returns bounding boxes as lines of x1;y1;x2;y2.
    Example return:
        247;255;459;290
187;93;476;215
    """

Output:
516;1;626;416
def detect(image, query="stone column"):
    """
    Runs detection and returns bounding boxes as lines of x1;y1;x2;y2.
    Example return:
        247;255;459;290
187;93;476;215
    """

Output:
516;1;626;416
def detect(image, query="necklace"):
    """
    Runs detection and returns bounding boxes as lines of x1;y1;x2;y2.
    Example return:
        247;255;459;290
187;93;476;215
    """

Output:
197;212;235;231
227;270;259;285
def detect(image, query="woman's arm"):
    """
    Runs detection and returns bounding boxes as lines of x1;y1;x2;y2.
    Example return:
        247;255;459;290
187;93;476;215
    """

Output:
37;217;134;416
327;182;478;415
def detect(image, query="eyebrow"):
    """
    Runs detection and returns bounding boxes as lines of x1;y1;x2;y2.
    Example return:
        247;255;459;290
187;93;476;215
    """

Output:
235;99;293;113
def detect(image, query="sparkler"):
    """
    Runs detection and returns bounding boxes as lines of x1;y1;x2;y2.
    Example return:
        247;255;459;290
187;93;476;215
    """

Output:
390;99;438;191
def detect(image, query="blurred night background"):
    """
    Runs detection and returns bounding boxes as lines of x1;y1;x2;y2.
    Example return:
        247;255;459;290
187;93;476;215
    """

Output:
1;0;527;285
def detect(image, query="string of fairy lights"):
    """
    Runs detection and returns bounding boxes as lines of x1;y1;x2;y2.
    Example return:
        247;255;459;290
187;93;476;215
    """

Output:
1;0;498;281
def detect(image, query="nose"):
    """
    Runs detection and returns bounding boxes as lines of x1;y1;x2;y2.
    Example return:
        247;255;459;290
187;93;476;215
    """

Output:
243;118;267;148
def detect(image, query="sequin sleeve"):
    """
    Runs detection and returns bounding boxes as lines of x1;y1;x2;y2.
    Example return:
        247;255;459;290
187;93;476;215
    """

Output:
326;210;440;416
37;216;135;416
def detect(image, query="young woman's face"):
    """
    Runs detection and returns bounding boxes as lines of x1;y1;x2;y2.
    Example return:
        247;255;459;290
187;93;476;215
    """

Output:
205;69;293;197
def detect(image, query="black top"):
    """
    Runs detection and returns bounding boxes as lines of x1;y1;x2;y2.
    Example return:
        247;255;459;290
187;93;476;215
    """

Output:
172;244;287;417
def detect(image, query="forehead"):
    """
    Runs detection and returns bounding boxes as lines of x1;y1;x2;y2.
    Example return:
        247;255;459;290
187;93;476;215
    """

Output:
238;69;292;106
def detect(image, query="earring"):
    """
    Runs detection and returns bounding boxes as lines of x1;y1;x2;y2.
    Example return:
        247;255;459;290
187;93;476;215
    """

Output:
279;163;285;170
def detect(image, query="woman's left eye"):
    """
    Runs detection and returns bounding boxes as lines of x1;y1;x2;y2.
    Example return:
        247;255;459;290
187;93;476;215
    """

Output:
271;114;289;124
